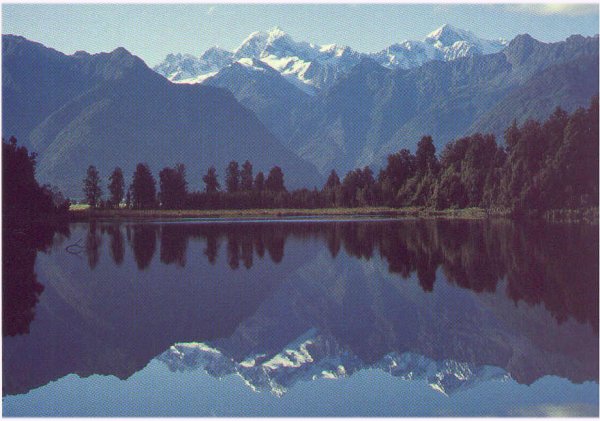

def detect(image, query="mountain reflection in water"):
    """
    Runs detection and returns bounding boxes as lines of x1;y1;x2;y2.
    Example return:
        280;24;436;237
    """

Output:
2;219;598;403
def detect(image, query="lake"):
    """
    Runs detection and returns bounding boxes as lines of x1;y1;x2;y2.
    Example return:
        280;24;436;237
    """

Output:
2;218;598;417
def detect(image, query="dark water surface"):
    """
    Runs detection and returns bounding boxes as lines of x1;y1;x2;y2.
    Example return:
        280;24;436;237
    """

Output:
2;219;598;417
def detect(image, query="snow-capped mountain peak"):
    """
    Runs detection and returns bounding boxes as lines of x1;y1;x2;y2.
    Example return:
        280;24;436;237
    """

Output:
232;27;293;57
153;51;223;83
319;43;338;53
370;23;508;70
200;46;233;63
154;24;509;90
425;24;474;47
425;23;508;55
233;31;268;59
267;26;288;41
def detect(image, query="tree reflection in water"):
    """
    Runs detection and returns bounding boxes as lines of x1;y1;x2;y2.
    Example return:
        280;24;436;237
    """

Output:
105;224;124;265
160;225;187;267
2;219;597;400
132;224;158;270
5;220;597;339
2;222;69;336
203;232;219;264
120;219;595;332
85;220;101;270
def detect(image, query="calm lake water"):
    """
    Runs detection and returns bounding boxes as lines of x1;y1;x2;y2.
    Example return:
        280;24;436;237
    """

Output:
3;218;598;417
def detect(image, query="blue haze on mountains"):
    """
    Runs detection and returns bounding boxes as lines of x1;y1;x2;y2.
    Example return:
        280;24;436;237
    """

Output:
2;27;598;197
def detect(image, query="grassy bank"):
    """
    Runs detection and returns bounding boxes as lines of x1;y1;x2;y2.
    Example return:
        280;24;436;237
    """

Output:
68;206;598;223
68;206;491;221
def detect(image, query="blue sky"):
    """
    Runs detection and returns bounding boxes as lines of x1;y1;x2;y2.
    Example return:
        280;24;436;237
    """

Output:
2;3;598;66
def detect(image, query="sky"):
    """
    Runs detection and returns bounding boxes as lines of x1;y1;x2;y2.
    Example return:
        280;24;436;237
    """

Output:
2;3;599;67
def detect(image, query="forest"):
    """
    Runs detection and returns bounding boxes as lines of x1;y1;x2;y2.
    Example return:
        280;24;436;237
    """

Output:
2;137;70;223
3;96;598;221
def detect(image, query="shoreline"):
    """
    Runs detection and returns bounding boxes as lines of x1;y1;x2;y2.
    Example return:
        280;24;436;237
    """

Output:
65;206;599;223
67;207;497;221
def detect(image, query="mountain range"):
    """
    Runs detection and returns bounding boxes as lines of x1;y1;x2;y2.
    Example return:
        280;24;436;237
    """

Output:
2;35;322;198
302;34;598;174
2;27;598;195
194;31;599;175
154;25;508;92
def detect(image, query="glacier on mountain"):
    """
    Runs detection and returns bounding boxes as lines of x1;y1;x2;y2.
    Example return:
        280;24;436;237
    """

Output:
154;47;234;83
153;24;508;91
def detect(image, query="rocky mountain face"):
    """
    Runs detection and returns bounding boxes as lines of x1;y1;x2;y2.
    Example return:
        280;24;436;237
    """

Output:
202;58;311;150
2;35;149;143
468;39;600;136
2;35;322;197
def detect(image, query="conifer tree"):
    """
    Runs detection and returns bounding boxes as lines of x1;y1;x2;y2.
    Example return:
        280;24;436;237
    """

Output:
108;167;125;208
240;160;253;191
265;166;286;192
131;163;156;209
83;165;102;208
203;166;220;193
225;161;240;193
254;171;265;192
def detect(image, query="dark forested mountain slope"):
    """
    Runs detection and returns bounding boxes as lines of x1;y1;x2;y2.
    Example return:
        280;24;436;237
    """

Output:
469;52;599;138
2;35;322;197
2;35;150;146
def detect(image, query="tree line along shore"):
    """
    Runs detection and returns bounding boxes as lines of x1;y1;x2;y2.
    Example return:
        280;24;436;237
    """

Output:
4;97;598;225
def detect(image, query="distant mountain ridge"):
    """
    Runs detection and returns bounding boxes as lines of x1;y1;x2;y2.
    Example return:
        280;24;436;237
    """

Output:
2;34;323;198
154;24;508;92
373;24;507;69
159;337;510;397
153;47;233;84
